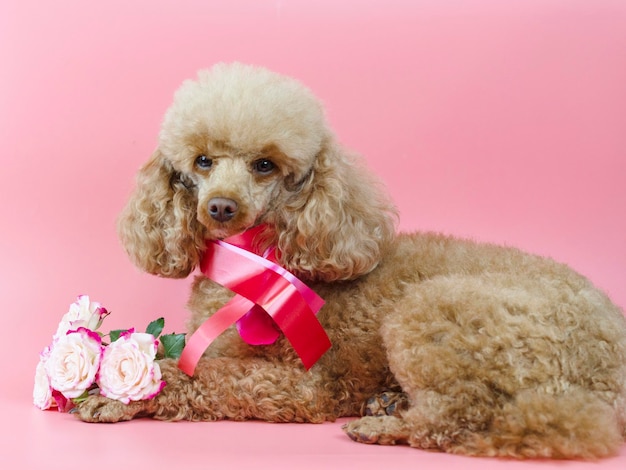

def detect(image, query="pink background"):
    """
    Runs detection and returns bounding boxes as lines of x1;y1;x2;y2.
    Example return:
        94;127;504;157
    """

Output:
1;0;625;468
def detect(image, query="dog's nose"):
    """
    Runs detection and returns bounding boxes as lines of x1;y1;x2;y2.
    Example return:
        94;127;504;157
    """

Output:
208;197;238;222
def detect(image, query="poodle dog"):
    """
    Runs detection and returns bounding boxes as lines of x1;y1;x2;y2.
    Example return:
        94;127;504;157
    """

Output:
77;62;626;459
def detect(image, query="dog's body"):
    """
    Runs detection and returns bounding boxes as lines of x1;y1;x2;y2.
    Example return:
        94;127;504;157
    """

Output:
78;63;626;459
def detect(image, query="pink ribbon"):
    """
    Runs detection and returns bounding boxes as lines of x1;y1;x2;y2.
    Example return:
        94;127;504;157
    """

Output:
178;227;331;376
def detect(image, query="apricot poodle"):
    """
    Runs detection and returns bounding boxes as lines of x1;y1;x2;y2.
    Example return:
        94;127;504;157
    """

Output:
77;63;626;459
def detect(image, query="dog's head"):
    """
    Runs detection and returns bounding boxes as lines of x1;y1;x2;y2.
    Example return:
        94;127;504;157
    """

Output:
119;63;396;282
159;63;327;240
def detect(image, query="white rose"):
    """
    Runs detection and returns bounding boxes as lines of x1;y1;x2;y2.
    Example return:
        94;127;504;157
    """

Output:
33;348;54;410
45;328;103;399
97;331;166;404
54;295;108;340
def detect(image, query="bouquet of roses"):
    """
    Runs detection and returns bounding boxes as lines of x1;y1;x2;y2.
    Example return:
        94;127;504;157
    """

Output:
33;295;185;412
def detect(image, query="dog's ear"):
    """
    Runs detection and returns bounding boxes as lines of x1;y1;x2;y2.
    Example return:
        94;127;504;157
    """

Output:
275;140;397;282
117;149;205;278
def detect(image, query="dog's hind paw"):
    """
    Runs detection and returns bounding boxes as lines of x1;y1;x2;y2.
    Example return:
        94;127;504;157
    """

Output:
343;416;409;446
73;395;152;423
361;391;409;418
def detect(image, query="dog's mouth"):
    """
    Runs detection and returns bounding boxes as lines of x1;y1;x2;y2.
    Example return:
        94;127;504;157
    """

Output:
203;218;266;241
204;224;250;241
205;222;272;248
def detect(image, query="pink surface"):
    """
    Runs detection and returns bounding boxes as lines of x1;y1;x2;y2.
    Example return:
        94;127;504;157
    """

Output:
1;0;625;468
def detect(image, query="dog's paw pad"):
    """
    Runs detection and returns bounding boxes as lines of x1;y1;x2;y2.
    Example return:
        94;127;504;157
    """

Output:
343;421;380;444
361;391;409;417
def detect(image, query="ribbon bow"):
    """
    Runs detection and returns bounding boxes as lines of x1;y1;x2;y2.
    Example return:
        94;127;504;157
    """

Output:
178;226;331;376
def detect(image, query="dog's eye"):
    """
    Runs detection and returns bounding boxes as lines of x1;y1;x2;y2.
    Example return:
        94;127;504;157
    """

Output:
253;159;276;174
195;155;213;170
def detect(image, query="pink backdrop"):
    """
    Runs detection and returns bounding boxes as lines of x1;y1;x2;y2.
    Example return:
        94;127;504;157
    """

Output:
1;0;625;468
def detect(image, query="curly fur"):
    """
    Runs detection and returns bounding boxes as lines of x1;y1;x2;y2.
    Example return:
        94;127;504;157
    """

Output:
81;63;626;460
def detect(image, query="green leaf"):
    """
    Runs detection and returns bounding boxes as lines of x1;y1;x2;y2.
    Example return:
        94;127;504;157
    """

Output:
109;329;129;343
71;390;91;405
146;317;165;338
160;333;186;359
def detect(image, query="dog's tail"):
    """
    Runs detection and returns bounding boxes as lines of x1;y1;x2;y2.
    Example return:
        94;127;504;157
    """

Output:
456;386;624;459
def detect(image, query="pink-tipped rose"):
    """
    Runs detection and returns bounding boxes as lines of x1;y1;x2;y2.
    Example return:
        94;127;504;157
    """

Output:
45;327;103;399
97;330;166;404
54;295;108;340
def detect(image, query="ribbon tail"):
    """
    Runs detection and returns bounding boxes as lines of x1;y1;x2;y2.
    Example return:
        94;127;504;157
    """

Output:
178;296;255;376
273;306;331;370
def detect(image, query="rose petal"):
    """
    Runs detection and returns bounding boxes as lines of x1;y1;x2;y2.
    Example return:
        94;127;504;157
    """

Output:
33;357;53;410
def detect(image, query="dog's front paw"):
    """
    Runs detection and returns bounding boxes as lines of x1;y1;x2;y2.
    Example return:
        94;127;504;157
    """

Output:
74;395;152;423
